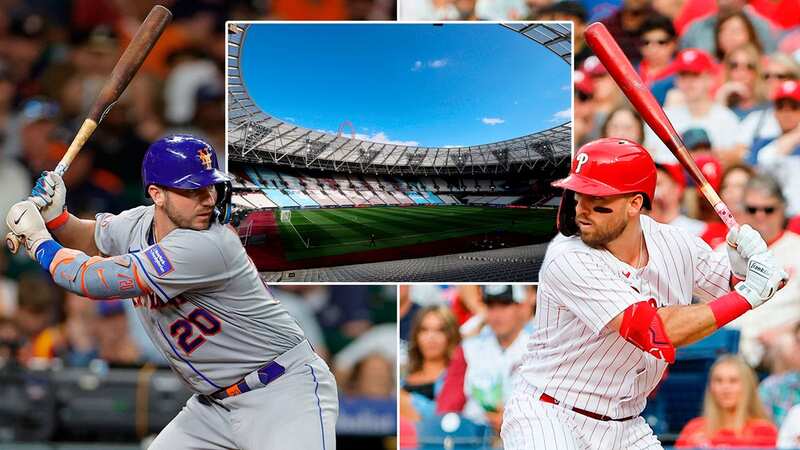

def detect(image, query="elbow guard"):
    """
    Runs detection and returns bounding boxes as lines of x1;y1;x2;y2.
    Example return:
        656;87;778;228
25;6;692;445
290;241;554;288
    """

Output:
619;300;675;363
49;248;152;299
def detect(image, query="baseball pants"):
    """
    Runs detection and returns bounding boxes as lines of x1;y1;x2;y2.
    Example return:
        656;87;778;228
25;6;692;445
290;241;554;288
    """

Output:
149;340;338;450
501;382;662;450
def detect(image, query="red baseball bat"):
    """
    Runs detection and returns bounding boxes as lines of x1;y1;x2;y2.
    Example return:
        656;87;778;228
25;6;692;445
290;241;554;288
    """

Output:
583;22;738;231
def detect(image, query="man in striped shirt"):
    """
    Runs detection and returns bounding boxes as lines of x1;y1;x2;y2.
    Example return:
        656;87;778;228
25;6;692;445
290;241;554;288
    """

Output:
501;138;787;450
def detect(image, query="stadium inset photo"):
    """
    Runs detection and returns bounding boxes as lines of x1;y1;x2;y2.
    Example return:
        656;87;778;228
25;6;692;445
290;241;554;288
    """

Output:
226;22;572;282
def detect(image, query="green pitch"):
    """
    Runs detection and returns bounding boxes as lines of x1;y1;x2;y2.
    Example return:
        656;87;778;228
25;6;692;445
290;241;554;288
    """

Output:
275;205;556;260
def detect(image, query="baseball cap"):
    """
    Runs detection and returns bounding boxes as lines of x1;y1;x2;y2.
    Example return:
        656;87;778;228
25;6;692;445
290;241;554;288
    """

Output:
574;70;594;95
694;154;722;191
482;285;524;304
582;55;608;77
671;49;716;74
682;128;712;151
20;98;59;125
655;163;686;190
772;80;800;102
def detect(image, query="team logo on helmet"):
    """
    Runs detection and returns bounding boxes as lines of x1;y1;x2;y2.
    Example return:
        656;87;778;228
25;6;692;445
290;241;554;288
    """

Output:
198;148;213;170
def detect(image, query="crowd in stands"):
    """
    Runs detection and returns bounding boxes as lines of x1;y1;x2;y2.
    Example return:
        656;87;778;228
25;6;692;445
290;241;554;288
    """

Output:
399;284;537;449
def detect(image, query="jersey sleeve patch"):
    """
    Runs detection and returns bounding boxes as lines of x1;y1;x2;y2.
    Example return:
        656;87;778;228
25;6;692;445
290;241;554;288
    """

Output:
145;245;174;276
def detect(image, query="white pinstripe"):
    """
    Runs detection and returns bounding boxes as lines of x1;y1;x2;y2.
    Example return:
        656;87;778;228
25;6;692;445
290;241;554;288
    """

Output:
504;215;731;449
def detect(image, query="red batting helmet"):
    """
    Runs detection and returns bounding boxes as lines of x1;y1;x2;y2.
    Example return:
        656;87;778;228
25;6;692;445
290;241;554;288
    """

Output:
553;138;657;236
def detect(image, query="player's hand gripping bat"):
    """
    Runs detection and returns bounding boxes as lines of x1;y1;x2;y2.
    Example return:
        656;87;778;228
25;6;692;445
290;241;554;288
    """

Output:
5;5;172;254
583;22;739;232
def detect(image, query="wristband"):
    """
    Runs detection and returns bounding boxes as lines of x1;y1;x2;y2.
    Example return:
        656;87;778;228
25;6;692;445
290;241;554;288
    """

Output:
708;292;751;328
46;209;69;230
34;239;63;271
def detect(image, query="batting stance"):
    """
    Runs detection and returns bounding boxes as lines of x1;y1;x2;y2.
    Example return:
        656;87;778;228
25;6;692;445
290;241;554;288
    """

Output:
5;135;338;450
501;138;786;450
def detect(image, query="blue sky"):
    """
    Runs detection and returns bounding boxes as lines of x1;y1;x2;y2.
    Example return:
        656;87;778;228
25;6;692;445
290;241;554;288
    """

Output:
239;23;571;148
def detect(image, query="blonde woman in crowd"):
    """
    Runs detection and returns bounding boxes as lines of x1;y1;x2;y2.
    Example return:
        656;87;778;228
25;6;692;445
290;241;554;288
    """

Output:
676;355;778;448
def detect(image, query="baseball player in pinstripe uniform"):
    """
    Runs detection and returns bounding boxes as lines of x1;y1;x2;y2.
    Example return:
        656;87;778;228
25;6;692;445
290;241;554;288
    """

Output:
501;138;787;449
5;135;338;450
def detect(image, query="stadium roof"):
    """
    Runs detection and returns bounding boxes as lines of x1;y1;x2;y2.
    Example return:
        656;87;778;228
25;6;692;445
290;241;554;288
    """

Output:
226;23;572;175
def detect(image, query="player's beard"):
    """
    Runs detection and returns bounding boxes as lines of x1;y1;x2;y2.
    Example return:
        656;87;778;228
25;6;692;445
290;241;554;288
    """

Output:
163;196;212;231
576;211;627;249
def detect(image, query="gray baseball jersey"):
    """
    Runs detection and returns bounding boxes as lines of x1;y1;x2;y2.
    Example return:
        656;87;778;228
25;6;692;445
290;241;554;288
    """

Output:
94;205;306;394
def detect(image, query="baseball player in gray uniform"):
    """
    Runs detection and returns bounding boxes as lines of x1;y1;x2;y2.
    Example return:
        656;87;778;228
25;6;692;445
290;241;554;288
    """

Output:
5;135;338;450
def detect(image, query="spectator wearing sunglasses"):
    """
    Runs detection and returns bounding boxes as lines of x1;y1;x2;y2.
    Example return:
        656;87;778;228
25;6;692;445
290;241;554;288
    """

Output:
573;70;595;147
637;14;677;87
720;174;800;373
717;44;769;120
599;0;654;67
755;80;800;216
735;53;800;163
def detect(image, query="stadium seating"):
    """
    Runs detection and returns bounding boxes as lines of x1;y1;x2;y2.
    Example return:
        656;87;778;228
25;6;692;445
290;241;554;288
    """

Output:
286;189;318;207
342;189;369;206
260;188;299;208
406;192;430;205
307;189;337;207
422;192;444;204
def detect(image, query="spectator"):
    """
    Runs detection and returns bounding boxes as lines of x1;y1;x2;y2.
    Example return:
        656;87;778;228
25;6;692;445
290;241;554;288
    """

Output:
573;70;595;147
582;55;624;142
399;284;421;343
713;11;764;61
599;0;654;67
475;0;528;20
601;105;645;144
436;286;532;434
401;305;460;421
344;352;395;399
760;323;800;428
723;174;800;371
755;80;800;216
637;14;678;88
716;44;769;119
680;0;777;56
650;163;706;235
14;274;61;366
646;49;740;164
676;355;778;448
735;52;800;163
719;163;756;223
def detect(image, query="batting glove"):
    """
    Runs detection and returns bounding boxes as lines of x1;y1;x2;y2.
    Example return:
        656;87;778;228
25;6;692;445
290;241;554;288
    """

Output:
5;200;54;260
28;171;67;227
735;251;787;308
726;225;767;279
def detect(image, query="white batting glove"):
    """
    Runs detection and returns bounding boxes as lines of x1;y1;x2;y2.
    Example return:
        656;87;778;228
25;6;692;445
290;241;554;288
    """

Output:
28;171;67;224
726;225;768;279
735;251;788;308
5;200;53;260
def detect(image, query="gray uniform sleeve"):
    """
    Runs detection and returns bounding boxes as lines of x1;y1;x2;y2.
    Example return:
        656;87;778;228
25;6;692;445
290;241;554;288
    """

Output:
94;212;123;256
130;229;230;302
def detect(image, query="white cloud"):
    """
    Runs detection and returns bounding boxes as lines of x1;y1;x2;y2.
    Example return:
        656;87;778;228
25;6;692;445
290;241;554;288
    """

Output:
443;145;464;148
482;117;505;126
411;60;423;71
561;85;570;91
550;108;572;122
358;131;419;147
322;128;419;146
411;59;448;71
429;59;448;68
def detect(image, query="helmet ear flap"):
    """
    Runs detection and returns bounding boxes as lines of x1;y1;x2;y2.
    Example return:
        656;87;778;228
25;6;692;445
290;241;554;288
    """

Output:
557;190;578;237
214;182;232;224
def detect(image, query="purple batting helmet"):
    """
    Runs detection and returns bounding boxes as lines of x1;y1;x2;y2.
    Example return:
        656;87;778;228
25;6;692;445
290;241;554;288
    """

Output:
142;134;232;224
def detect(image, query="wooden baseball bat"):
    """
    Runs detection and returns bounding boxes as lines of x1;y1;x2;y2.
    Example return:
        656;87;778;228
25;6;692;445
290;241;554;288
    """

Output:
583;22;738;231
6;5;172;254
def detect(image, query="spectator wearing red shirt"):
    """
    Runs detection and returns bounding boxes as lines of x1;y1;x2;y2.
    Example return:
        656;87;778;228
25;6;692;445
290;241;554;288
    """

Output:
637;14;678;87
676;355;778;448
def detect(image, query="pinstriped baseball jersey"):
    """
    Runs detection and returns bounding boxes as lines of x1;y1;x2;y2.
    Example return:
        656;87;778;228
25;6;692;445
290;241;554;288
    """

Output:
94;205;306;394
520;214;731;420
